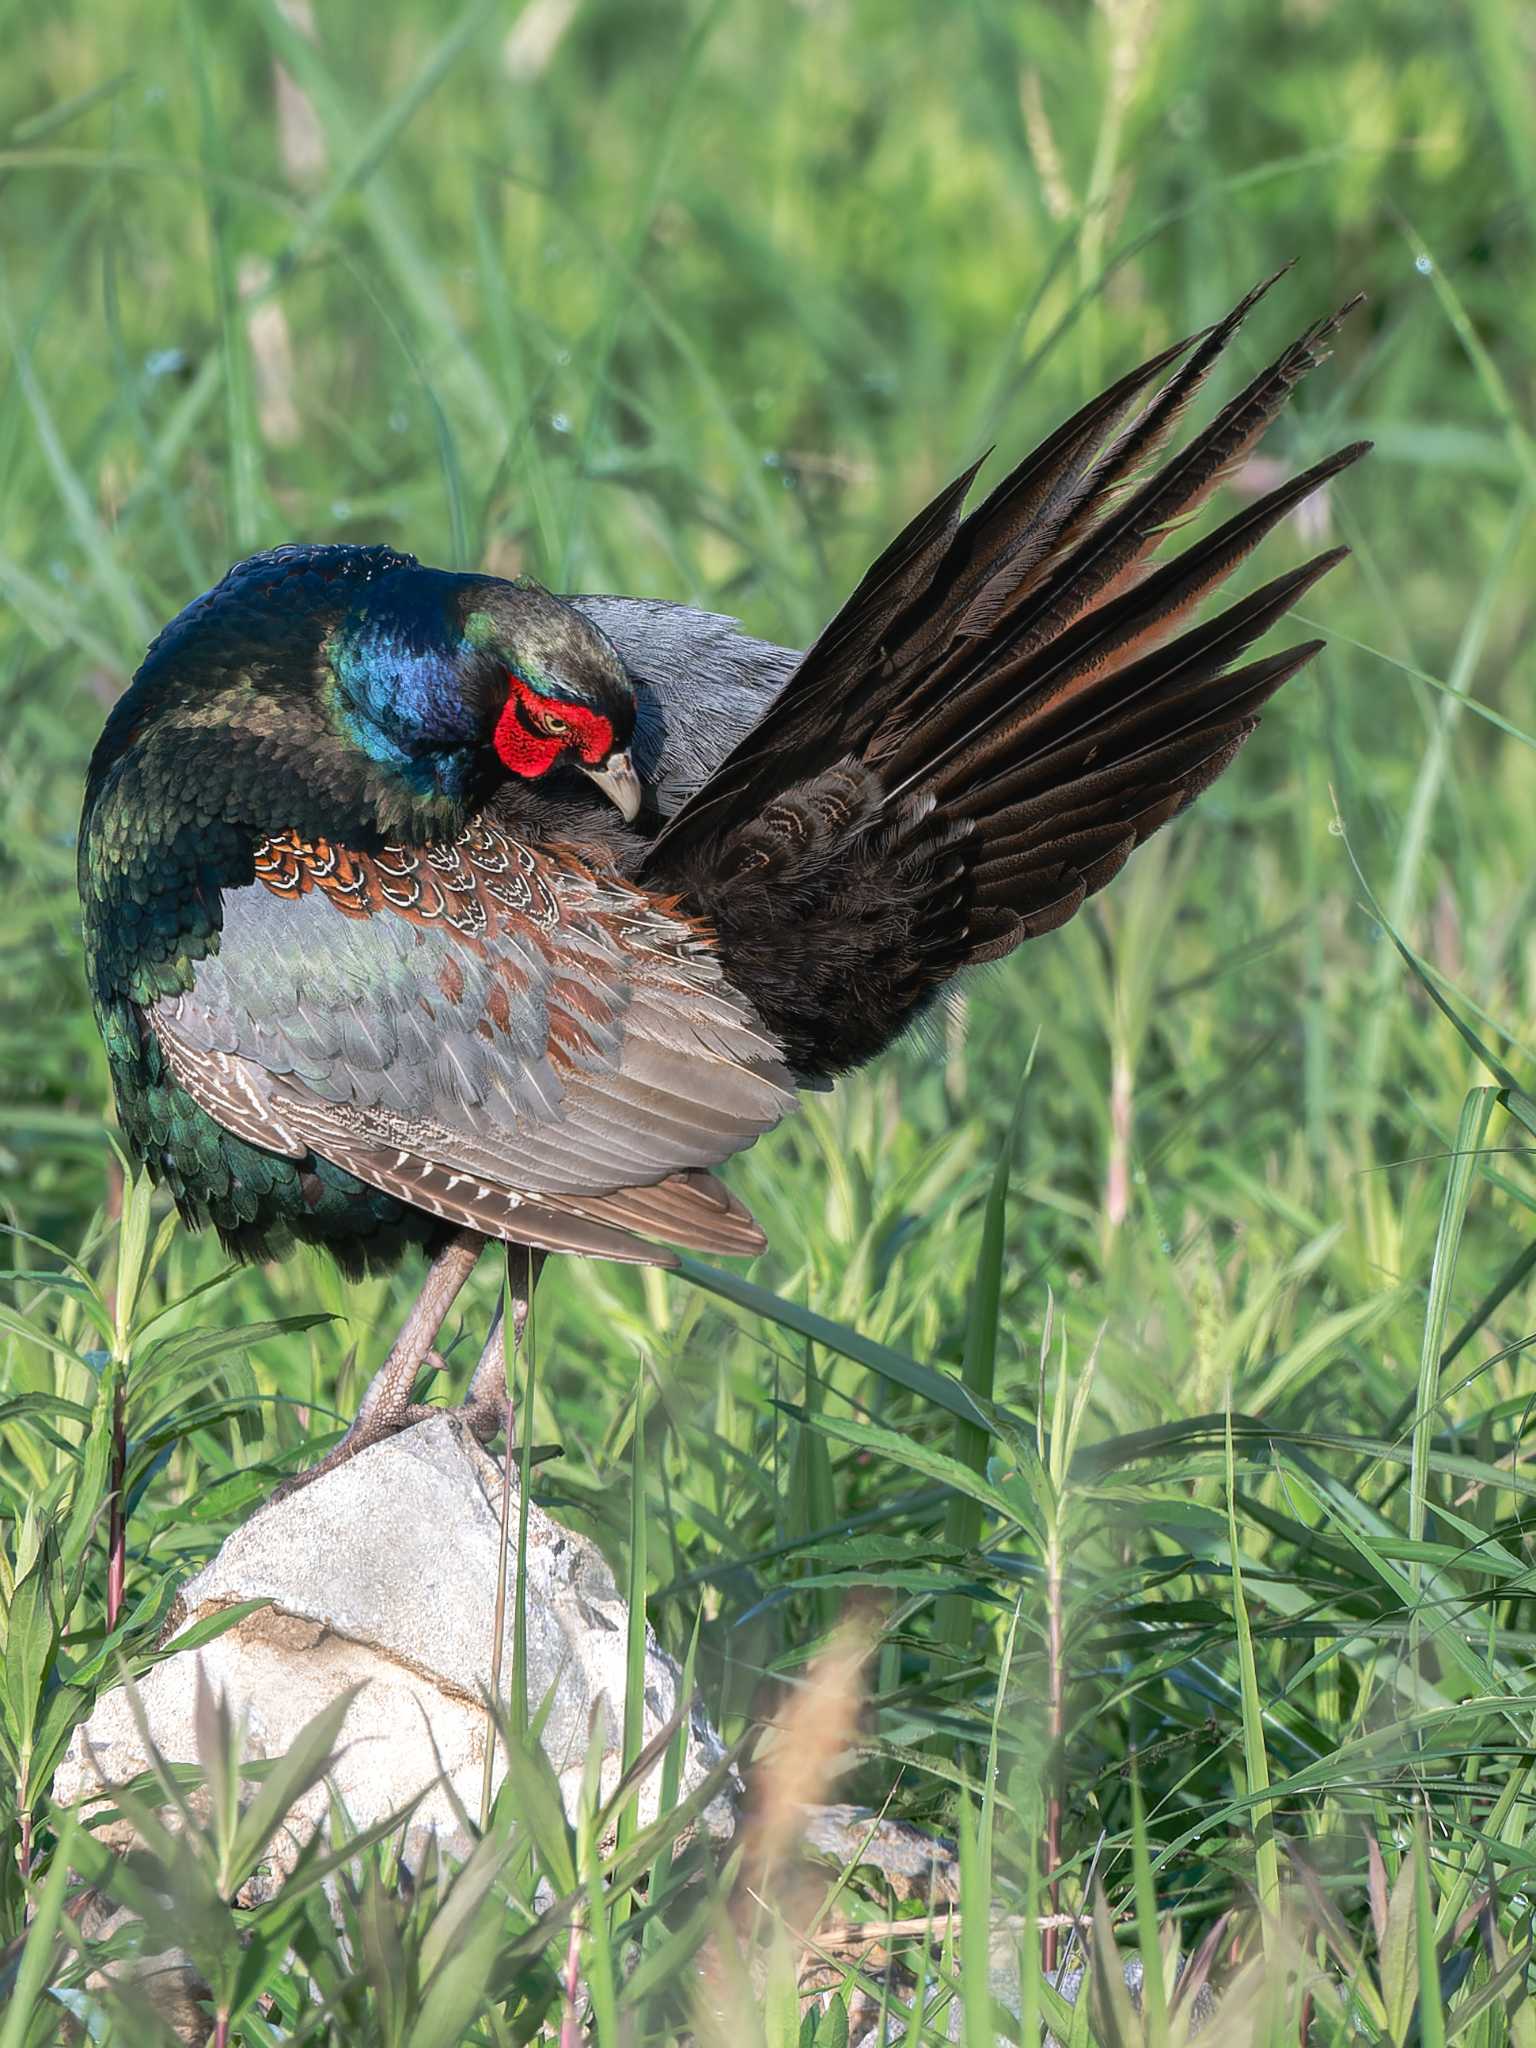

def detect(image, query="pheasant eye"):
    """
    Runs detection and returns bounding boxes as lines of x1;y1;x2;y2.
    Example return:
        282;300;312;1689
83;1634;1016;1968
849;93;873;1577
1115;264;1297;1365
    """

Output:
538;714;569;737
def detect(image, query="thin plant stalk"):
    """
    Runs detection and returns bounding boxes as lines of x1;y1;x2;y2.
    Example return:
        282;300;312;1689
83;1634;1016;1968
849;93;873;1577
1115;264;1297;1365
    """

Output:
483;1241;537;1828
106;1368;126;1630
514;1262;539;1747
617;1358;648;1863
482;1252;515;1832
1041;1513;1064;1979
937;1079;1026;1659
559;1917;584;2047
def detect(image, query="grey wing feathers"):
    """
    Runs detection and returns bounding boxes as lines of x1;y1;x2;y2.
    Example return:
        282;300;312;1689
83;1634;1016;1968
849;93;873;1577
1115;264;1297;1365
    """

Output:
567;594;798;812
154;1005;754;1263
152;835;796;1263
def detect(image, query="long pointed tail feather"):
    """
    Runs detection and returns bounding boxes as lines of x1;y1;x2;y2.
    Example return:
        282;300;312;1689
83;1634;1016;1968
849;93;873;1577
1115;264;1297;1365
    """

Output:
645;282;1368;1076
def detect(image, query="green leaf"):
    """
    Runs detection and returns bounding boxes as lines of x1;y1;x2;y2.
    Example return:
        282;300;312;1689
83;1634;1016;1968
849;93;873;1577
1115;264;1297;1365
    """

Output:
403;1906;503;2048
1225;1410;1279;1938
27;1682;91;1797
245;1795;423;1929
112;1166;155;1353
1128;1757;1169;2048
193;1661;241;1882
786;1407;1040;1535
1412;1825;1447;2048
491;1724;576;1898
1380;1841;1420;2040
58;1360;117;1581
228;1684;362;1893
0;1302;94;1369
1446;1929;1536;2045
956;1788;993;2048
139;1313;333;1385
1409;1087;1496;1662
938;1103;1018;1653
619;1359;648;1862
141;1599;274;1669
677;1256;993;1429
122;1395;273;1488
817;1997;849;2048
4;1523;60;1761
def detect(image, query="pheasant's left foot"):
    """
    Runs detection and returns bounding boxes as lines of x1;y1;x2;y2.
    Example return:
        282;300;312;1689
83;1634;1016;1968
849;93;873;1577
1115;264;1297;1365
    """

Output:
402;1309;507;1445
405;1246;546;1448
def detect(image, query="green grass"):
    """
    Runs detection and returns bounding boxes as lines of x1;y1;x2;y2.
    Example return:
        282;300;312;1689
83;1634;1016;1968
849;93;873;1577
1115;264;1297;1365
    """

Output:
4;0;1536;2037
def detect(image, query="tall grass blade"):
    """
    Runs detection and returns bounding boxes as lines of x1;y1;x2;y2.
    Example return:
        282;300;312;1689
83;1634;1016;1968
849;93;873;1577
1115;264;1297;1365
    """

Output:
937;1107;1019;1653
619;1357;648;1862
1224;1407;1280;1940
1409;1085;1495;1667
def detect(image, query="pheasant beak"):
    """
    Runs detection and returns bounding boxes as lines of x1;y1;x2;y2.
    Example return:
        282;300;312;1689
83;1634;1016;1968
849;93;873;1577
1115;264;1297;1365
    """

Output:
580;749;642;824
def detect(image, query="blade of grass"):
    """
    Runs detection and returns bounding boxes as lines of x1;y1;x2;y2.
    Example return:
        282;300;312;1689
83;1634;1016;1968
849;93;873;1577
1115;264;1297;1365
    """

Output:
676;1257;992;1430
1128;1755;1169;2048
1224;1406;1279;1942
618;1357;648;1864
937;1093;1023;1654
182;0;265;557
1409;1086;1496;1671
1413;1823;1447;2048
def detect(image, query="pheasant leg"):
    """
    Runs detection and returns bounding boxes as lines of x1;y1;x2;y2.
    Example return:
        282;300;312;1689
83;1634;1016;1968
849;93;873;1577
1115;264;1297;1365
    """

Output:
410;1246;547;1445
271;1228;488;1500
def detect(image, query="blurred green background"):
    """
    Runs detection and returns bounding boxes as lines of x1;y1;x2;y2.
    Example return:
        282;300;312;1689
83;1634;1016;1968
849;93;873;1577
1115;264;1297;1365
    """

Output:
4;0;1536;2032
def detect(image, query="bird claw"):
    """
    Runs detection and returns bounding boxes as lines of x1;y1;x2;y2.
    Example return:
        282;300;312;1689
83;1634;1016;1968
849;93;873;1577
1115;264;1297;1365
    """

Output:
402;1392;510;1446
269;1378;512;1503
268;1398;422;1501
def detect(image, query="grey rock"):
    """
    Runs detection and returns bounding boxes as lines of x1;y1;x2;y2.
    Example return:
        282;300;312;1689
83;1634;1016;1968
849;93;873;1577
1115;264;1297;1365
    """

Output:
801;1802;961;1901
56;1414;738;1882
60;1414;1116;2042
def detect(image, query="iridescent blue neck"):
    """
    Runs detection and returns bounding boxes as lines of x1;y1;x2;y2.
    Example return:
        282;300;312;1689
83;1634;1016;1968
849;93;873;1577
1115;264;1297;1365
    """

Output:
328;571;487;798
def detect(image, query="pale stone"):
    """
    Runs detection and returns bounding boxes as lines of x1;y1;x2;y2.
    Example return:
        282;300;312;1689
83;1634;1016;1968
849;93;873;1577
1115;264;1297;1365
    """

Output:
53;1414;1038;2041
56;1414;738;1881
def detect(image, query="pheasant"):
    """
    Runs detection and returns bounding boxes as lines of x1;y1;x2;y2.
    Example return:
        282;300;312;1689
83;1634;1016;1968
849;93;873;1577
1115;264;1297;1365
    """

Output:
79;277;1365;1485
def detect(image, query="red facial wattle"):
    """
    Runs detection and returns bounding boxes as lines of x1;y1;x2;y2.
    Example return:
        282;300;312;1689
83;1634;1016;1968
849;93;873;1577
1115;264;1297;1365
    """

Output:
492;672;614;779
491;699;562;779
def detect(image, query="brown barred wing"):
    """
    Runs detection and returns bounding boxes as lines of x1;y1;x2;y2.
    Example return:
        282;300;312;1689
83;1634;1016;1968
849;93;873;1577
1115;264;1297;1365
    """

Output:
150;821;795;1263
